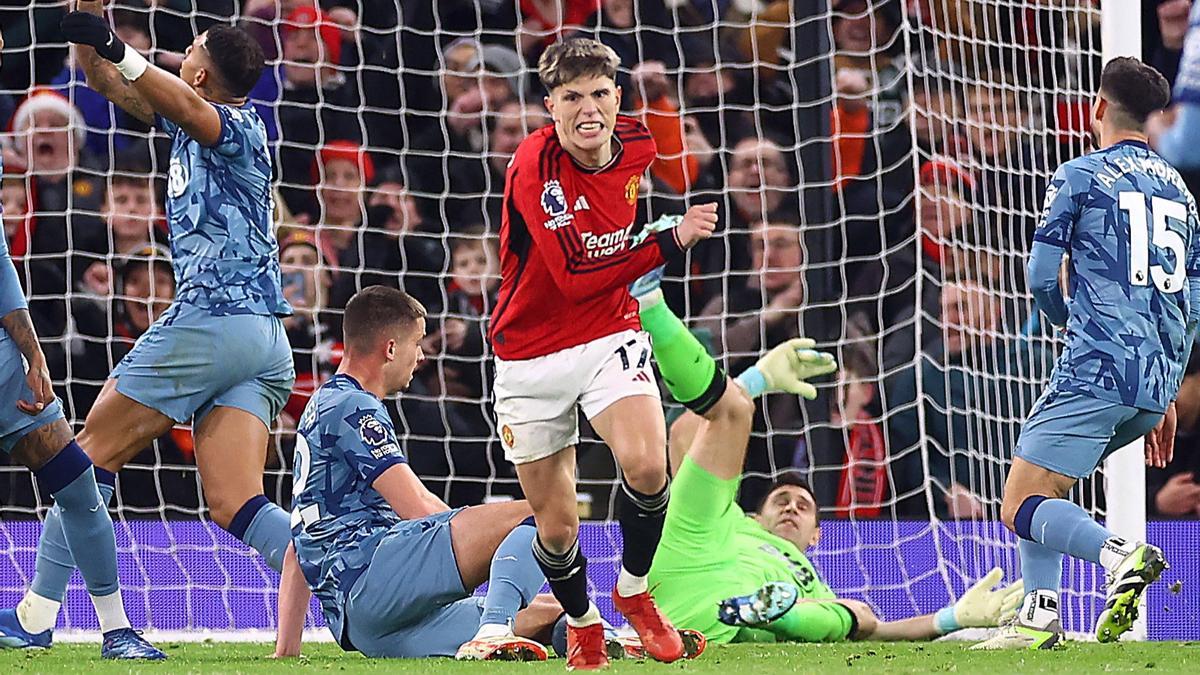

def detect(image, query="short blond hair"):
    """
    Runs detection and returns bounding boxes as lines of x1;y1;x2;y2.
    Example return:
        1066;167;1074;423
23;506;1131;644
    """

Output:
537;38;620;91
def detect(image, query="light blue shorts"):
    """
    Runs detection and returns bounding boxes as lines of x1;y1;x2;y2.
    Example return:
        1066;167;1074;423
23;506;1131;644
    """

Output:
1015;388;1162;479
344;508;483;658
0;337;64;454
109;302;294;428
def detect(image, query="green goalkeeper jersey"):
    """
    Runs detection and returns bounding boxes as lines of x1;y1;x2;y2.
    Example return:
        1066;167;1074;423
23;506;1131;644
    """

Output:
648;456;835;644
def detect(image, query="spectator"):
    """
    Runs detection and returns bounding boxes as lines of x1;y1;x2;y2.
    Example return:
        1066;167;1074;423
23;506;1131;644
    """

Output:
961;74;1047;241
858;156;975;373
695;218;804;367
321;158;447;315
628;60;700;195
312;139;372;263
1;164;67;350
1148;347;1200;518
409;226;513;506
75;154;165;296
472;100;550;226
277;230;341;422
252;4;360;216
694;218;810;504
407;42;521;225
885;281;1050;519
437;226;500;401
829;0;905;190
10;89;104;255
69;242;171;415
829;337;887;518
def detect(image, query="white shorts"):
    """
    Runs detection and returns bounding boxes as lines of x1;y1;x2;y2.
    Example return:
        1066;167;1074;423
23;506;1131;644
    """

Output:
493;329;660;464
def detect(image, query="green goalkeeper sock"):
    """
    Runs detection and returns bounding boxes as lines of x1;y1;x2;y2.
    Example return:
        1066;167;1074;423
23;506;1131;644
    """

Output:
638;293;726;414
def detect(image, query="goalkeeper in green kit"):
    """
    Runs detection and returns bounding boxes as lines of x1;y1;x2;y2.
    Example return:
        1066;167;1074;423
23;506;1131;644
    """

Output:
627;260;1023;644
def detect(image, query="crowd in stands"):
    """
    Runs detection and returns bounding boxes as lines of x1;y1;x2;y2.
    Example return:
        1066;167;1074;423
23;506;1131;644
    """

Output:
0;0;1197;521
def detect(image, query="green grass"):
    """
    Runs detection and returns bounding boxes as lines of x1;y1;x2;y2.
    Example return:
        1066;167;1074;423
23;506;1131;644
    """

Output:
1;641;1196;674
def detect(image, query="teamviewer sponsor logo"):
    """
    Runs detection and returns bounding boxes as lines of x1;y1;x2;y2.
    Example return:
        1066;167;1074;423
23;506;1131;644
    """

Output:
581;224;634;258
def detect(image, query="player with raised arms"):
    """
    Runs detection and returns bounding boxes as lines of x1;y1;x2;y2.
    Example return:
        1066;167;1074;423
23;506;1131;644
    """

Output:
0;1;296;648
0;26;162;659
622;269;1023;644
974;56;1195;649
489;37;716;669
274;286;562;661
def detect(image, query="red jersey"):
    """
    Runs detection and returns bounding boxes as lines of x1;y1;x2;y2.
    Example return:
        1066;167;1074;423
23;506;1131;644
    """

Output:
490;116;683;360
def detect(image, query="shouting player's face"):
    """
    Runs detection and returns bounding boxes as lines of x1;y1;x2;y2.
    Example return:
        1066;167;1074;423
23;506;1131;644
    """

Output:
386;317;426;393
545;75;621;166
757;484;820;549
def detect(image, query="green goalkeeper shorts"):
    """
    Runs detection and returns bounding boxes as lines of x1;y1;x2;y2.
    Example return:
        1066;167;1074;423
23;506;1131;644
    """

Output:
649;456;753;644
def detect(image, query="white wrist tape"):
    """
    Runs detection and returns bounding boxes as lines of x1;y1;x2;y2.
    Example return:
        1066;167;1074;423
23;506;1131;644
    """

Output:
114;48;149;81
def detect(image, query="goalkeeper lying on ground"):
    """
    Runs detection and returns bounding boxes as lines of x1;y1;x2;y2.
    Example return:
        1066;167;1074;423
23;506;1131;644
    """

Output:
628;268;1023;644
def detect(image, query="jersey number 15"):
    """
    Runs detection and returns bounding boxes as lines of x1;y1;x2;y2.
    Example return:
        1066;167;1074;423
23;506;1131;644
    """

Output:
1119;191;1186;294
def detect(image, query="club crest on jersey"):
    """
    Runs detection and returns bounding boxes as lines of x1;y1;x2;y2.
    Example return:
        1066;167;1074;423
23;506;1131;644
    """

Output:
625;174;640;205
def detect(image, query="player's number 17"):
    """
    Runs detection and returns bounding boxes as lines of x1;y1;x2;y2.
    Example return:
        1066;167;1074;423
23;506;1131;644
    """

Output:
1119;191;1186;294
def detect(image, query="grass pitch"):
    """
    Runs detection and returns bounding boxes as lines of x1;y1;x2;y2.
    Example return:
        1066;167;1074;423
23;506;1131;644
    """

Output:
1;640;1195;674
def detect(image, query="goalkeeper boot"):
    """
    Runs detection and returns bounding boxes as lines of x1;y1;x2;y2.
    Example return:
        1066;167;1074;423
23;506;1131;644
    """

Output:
1096;543;1168;643
0;608;52;649
566;622;609;671
628;265;664;301
611;589;684;663
455;634;547;661
101;628;166;660
611;629;707;660
970;590;1062;650
717;581;798;627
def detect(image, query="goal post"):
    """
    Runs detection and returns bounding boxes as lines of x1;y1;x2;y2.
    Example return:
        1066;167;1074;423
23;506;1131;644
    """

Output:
1099;0;1147;642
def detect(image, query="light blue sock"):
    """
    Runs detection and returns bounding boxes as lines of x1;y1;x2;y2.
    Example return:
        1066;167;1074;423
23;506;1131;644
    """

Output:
1019;538;1064;593
229;496;290;572
1029;498;1113;564
480;519;543;628
31;471;116;602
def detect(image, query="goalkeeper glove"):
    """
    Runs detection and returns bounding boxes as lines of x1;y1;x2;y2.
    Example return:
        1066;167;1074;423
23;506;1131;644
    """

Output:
61;12;148;80
934;567;1024;634
630;213;682;248
735;338;837;400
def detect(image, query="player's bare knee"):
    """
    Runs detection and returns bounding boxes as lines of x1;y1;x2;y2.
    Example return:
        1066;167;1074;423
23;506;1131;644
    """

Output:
204;489;255;530
709;380;754;426
620;453;667;495
535;520;579;553
999;492;1024;533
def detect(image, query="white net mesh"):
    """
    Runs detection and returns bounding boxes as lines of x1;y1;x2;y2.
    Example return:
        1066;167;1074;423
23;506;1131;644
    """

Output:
0;0;1151;637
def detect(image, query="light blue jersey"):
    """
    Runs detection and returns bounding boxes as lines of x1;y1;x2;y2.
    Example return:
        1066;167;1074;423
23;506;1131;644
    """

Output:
1032;140;1200;412
156;103;290;316
291;374;406;644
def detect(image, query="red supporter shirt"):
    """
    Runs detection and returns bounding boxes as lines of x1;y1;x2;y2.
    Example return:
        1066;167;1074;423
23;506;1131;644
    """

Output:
489;116;683;360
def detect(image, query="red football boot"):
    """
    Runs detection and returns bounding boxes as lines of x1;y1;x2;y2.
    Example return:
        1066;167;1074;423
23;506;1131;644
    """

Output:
611;589;685;662
566;622;609;671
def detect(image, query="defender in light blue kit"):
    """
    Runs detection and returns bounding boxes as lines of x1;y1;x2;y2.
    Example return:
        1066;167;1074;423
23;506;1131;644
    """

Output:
977;57;1195;651
2;5;294;650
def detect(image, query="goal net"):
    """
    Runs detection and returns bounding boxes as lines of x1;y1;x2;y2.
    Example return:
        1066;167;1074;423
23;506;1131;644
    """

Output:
0;0;1187;640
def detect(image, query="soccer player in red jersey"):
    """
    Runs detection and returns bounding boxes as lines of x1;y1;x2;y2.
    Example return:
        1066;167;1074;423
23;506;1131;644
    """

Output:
489;38;717;669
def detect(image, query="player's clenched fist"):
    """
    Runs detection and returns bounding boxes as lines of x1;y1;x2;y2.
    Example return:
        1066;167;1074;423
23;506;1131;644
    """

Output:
675;202;718;249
